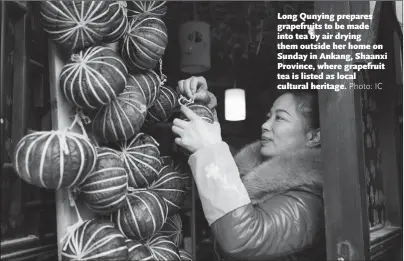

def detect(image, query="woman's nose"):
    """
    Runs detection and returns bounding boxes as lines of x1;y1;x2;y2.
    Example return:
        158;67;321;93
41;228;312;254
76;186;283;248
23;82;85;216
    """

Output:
261;119;271;132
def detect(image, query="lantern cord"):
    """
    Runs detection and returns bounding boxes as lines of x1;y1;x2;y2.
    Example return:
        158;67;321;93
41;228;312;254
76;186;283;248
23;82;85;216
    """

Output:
178;95;195;106
256;19;264;55
193;2;198;20
159;59;167;85
60;189;84;251
247;4;252;43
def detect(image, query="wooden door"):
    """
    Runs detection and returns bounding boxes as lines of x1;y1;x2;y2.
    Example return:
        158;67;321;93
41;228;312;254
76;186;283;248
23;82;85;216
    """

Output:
315;1;402;260
0;1;57;260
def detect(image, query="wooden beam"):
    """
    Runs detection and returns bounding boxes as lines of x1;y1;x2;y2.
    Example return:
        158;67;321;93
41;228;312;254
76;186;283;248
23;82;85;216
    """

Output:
9;12;29;242
371;3;402;228
375;87;402;227
318;81;370;261
0;1;8;179
314;1;371;260
11;12;28;157
48;41;94;260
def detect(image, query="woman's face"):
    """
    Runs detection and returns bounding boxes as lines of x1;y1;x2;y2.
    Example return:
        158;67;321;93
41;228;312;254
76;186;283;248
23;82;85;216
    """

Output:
260;93;309;158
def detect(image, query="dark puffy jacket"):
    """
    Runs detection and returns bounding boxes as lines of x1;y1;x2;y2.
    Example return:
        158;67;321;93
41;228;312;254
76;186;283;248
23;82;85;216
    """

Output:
188;142;325;261
211;186;325;260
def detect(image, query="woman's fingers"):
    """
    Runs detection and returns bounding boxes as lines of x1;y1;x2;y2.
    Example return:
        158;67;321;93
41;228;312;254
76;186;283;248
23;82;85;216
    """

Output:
206;91;217;109
183;79;193;99
194;90;209;102
175;137;185;148
180;105;199;121
196;76;208;92
177;77;209;100
190;77;200;97
172;126;185;138
212;109;219;122
177;80;184;95
173;118;189;129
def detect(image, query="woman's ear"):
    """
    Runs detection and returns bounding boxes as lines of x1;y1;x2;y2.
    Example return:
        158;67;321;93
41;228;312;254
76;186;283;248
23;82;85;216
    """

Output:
306;128;321;148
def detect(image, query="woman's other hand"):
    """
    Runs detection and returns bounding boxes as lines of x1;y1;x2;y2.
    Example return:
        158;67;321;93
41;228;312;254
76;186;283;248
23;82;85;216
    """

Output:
177;76;217;110
172;106;222;154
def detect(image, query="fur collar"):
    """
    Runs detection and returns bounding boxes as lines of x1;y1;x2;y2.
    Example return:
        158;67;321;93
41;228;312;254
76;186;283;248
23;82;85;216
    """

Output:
234;141;323;204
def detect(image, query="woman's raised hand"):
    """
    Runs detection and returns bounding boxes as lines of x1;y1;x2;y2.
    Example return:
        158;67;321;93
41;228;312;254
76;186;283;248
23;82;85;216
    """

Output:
177;76;217;109
172;105;222;154
177;76;208;100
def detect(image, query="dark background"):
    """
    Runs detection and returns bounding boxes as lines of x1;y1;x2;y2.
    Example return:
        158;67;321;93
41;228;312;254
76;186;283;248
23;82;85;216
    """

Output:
161;1;316;150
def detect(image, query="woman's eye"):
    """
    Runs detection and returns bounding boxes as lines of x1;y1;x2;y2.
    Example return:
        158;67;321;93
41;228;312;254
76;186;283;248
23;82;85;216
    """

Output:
275;115;283;121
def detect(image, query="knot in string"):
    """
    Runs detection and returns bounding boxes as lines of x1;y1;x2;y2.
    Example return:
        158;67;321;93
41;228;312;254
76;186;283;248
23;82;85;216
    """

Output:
178;95;195;107
71;53;84;63
68;109;90;140
71;186;81;198
76;108;92;125
127;187;136;193
119;1;128;9
119;143;128;162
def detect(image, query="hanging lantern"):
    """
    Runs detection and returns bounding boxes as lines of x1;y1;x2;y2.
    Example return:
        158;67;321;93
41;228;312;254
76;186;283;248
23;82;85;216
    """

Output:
179;20;211;74
225;88;246;121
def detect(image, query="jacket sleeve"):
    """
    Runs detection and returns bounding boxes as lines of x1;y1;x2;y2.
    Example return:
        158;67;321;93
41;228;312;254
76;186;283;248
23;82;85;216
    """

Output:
188;142;251;225
188;142;323;260
210;192;324;260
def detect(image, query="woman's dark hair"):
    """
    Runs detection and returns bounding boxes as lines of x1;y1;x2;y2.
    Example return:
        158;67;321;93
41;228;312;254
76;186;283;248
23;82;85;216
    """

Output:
289;91;320;131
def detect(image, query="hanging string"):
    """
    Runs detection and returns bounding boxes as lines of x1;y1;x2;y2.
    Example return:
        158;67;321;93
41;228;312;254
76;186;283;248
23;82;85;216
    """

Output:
52;110;88;155
67;108;91;140
119;0;128;11
149;135;160;147
71;186;81;200
178;95;195;107
213;237;223;261
60;189;85;251
71;53;83;63
58;128;70;155
88;134;100;148
159;59;167;86
127;187;147;194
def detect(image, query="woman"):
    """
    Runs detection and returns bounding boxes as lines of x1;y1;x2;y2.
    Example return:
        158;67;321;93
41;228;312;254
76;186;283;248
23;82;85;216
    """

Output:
172;76;325;261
